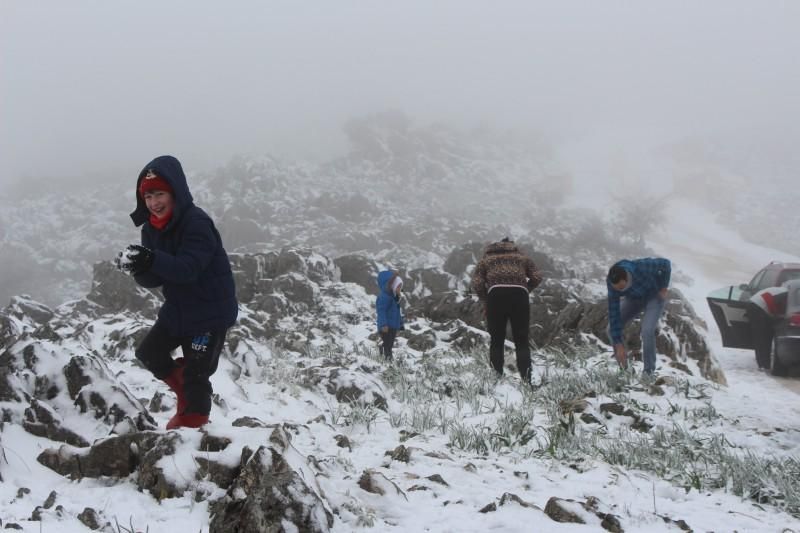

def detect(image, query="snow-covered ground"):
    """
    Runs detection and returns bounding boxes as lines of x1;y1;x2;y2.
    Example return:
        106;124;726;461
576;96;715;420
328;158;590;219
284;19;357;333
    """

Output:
2;197;800;532
651;198;800;396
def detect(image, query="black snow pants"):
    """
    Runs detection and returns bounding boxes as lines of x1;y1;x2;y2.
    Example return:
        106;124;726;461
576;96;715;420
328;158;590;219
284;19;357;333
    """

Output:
380;328;397;360
486;287;531;382
135;320;228;415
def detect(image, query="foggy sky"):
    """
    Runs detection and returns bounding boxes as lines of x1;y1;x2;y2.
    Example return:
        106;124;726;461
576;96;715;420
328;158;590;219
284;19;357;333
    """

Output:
2;1;799;187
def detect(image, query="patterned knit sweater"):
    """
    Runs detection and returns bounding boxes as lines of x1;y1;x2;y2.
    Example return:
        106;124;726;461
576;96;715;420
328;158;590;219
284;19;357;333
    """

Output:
470;241;543;302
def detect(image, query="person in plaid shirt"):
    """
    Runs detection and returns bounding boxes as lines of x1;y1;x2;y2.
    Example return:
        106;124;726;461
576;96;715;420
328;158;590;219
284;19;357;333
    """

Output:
606;257;671;375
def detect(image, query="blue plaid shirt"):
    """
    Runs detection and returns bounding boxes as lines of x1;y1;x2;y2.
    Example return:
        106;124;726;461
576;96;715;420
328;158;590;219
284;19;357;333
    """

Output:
607;258;671;344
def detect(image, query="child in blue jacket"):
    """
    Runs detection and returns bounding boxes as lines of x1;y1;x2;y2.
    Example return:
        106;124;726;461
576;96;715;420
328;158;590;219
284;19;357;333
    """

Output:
376;270;404;360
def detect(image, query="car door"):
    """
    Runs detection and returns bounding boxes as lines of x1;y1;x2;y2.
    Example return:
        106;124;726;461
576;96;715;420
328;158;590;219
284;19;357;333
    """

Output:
707;285;753;349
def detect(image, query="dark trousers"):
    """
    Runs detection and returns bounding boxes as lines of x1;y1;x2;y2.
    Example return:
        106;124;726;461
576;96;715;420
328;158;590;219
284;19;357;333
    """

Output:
607;295;667;374
380;328;397;359
135;320;227;415
486;287;531;382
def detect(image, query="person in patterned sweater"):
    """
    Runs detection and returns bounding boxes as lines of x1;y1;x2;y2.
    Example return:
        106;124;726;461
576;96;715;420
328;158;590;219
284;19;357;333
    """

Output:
606;257;671;375
471;238;543;383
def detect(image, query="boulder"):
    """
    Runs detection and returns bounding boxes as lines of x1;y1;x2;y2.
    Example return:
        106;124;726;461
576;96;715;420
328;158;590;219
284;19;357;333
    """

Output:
209;444;333;533
77;507;104;530
443;243;484;277
229;253;279;303
7;296;54;325
86;261;160;315
407;331;437;352
37;432;163;479
406;268;452;297
357;469;407;500
334;254;380;296
323;368;387;410
23;400;89;447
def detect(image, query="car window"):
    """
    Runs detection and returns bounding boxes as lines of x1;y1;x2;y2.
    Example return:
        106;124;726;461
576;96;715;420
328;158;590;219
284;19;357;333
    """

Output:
787;285;800;313
708;286;744;300
748;269;766;290
777;269;800;285
758;268;780;290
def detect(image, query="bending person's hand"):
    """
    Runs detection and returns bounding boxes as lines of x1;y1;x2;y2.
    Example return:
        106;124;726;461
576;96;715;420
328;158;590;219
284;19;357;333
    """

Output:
613;343;627;370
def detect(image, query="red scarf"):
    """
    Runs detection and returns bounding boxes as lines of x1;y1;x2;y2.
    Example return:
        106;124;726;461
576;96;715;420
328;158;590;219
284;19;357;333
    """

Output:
149;210;173;230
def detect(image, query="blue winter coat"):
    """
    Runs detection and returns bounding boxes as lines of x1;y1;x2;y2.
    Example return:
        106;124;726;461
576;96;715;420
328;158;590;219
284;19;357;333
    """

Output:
607;258;671;344
376;270;403;331
129;155;238;337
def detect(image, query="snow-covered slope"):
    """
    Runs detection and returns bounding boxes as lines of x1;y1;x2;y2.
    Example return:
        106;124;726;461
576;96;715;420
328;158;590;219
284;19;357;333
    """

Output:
0;115;624;307
0;234;798;531
1;117;799;531
651;198;800;399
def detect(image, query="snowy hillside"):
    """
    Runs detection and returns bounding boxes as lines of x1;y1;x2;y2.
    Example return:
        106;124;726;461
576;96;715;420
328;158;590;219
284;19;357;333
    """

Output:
1;117;799;532
0;115;634;308
0;231;799;531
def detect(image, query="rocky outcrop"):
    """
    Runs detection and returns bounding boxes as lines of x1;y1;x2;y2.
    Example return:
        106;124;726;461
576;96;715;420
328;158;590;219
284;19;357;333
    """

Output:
0;330;156;443
544;496;623;532
411;273;722;383
6;296;54;325
23;399;90;447
0;241;724;462
357;469;407;500
86;262;160;315
443;242;485;278
300;366;388;410
37;432;164;481
334;254;381;296
89;244;721;384
36;424;334;531
209;428;333;533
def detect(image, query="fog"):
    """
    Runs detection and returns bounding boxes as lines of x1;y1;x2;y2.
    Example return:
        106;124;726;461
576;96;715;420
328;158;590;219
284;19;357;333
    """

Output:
2;1;799;188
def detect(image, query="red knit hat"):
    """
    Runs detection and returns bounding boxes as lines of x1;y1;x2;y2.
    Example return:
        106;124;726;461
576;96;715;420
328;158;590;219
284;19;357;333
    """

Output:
139;169;173;197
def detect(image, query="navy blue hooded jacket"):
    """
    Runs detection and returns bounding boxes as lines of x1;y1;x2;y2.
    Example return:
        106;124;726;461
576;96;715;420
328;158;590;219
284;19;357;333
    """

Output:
376;270;404;330
607;258;671;344
130;155;238;337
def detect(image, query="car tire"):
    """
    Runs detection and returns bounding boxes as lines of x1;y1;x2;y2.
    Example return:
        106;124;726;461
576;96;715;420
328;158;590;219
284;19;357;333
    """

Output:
770;338;789;377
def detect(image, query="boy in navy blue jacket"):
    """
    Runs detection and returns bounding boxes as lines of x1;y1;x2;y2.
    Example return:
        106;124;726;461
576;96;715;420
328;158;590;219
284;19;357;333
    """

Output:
115;155;238;429
606;257;671;375
376;270;404;360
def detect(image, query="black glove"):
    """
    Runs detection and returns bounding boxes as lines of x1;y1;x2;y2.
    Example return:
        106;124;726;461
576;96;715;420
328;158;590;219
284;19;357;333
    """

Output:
114;244;154;275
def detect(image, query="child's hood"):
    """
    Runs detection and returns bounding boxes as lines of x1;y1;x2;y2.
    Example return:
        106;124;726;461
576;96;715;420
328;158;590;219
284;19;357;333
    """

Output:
377;270;398;294
130;155;194;227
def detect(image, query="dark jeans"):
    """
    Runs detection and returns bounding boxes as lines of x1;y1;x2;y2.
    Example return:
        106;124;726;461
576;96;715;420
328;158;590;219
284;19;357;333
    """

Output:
135;320;227;415
606;295;666;374
380;328;397;359
487;287;531;382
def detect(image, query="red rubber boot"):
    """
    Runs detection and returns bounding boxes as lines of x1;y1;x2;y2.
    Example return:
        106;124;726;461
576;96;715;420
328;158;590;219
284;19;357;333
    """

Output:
161;358;186;415
166;413;209;429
